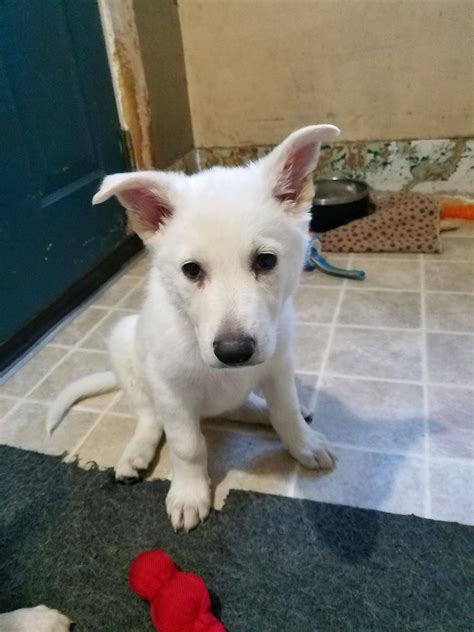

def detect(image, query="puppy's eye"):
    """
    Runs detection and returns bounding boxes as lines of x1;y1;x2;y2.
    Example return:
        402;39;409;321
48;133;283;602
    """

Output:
254;252;277;272
182;261;203;281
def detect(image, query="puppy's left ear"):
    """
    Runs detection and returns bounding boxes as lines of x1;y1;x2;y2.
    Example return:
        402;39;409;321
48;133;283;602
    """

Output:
260;124;340;212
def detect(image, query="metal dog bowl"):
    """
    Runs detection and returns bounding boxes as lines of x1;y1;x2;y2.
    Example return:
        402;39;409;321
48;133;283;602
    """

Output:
310;177;371;233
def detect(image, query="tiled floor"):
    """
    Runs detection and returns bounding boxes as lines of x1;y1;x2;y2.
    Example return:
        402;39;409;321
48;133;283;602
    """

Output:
1;229;473;525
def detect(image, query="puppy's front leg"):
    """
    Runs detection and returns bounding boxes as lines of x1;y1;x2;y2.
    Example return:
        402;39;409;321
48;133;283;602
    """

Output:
162;404;210;532
262;360;334;470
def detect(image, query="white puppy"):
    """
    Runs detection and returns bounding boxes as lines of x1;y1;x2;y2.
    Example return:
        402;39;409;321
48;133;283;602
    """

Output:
48;124;340;532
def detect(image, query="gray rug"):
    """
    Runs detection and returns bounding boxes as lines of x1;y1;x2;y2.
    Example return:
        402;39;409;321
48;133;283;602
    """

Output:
0;445;472;631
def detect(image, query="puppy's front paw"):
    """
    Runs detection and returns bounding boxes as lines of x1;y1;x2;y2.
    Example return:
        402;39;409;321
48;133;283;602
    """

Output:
115;441;157;483
166;478;211;532
290;429;335;470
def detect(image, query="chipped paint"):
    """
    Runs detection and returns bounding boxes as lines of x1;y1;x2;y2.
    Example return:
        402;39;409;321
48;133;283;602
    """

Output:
98;0;153;170
190;139;473;195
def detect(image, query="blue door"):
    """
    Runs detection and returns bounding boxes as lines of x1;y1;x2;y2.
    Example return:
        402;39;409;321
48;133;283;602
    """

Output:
0;1;130;354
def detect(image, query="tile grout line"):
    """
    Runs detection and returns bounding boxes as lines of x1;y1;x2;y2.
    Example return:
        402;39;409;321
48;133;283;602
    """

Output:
296;321;474;336
204;419;474;464
0;394;128;419
296;370;474;389
289;259;350;498
64;391;122;463
48;345;108;353
420;253;432;518
284;463;300;500
314;257;351;397
299;283;474;296
1;276;142;422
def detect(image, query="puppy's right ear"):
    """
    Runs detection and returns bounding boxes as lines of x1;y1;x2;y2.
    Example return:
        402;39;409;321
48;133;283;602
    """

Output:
92;172;174;242
259;125;340;214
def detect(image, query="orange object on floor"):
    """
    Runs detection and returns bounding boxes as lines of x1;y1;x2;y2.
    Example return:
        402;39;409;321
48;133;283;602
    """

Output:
441;202;474;220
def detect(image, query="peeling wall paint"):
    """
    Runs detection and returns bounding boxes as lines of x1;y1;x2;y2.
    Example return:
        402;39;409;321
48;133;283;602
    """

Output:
98;0;153;170
96;1;472;197
320;139;474;194
191;139;473;195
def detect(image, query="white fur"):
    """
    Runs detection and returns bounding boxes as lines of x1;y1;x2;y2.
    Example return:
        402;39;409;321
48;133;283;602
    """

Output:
47;372;117;434
48;125;340;531
0;606;72;631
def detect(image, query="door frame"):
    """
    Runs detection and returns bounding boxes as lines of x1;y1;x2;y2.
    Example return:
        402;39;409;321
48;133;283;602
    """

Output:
98;0;154;170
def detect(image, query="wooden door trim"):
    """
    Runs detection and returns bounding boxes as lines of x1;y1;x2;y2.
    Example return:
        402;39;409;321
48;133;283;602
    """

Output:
98;0;154;170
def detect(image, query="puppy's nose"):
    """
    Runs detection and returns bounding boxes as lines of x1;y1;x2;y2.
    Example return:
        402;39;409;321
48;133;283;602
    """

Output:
213;335;255;366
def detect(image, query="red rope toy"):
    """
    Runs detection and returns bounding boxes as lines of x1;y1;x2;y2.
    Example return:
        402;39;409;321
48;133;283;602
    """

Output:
129;549;225;632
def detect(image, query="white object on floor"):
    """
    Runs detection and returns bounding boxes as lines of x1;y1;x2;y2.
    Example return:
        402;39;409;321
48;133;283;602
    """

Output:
0;605;72;632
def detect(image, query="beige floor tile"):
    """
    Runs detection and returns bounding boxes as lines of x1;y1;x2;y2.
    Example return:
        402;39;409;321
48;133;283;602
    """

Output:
51;306;109;346
426;333;474;385
315;376;425;455
425;293;474;333
0;397;19;420
294;286;341;323
76;413;137;469
119;282;146;310
0;346;66;398
295;324;330;373
80;311;131;351
110;392;134;416
295;373;318;414
78;420;295;509
300;257;350;287
30;350;109;401
424;262;474;293
92;275;141;307
205;427;296;509
338;290;421;329
356;252;421;261
0;402;97;455
126;252;151;277
72;391;116;412
294;446;426;517
77;412;168;480
327;327;423;381
447;220;474;238
351;258;421;291
319;254;351;264
430;460;474;525
426;236;474;261
428;386;474;460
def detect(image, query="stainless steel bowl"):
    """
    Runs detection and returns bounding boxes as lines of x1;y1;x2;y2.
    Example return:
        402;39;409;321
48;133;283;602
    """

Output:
314;178;369;206
310;177;372;232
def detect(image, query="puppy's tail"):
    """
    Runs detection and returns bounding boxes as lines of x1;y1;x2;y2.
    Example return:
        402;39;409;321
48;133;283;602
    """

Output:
47;371;118;435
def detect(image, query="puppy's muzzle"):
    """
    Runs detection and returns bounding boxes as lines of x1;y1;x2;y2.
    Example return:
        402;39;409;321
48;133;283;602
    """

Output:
213;335;255;366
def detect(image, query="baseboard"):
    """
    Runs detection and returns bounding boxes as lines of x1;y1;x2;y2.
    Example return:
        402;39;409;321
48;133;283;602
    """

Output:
0;235;143;375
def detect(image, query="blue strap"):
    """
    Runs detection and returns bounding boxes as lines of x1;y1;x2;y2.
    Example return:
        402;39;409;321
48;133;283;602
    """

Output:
304;235;366;281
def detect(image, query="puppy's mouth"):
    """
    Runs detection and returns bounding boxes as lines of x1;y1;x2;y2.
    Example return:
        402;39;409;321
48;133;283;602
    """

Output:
209;356;265;369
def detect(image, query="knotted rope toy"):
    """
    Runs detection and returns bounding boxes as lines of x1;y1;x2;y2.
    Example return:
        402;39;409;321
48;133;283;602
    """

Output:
304;233;366;280
129;549;225;632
